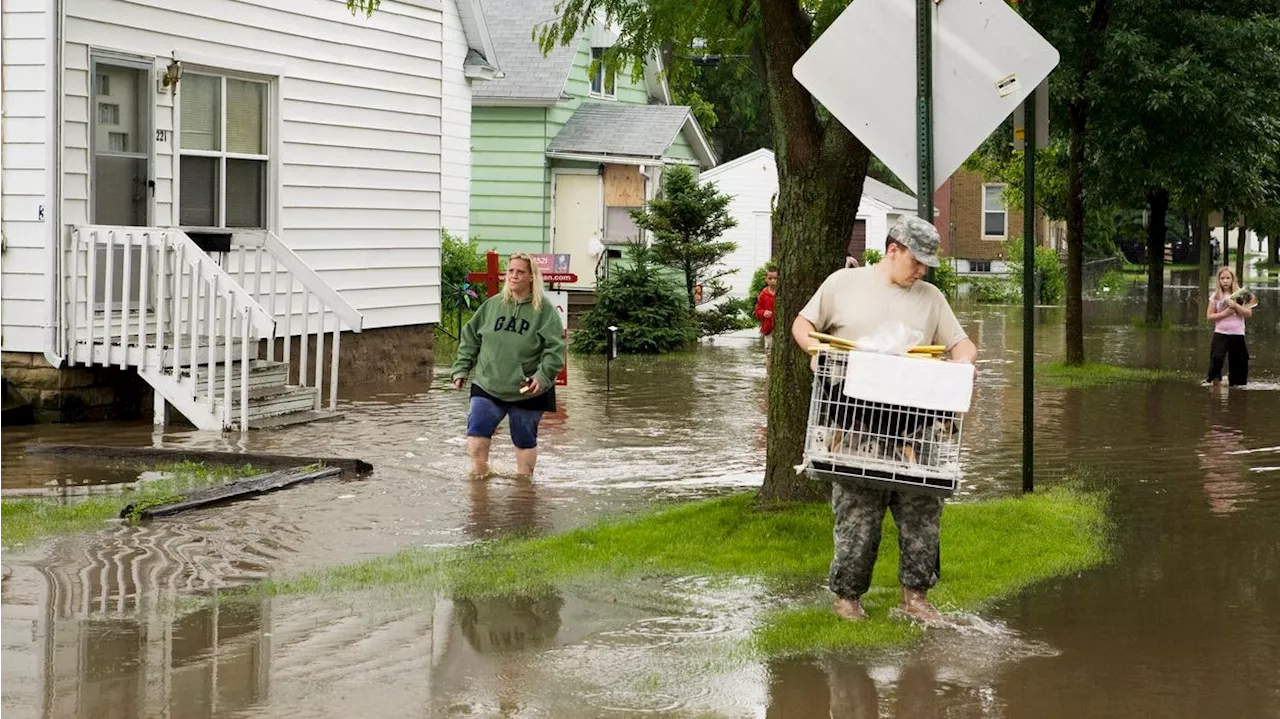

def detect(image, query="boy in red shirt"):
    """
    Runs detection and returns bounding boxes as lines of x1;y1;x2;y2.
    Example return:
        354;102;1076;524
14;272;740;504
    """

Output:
755;267;778;371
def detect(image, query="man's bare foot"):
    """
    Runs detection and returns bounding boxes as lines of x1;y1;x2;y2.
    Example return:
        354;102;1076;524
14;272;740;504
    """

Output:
900;588;944;623
833;597;867;621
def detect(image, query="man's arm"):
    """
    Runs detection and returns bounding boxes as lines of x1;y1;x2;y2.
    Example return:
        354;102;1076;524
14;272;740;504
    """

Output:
949;338;977;364
792;314;818;351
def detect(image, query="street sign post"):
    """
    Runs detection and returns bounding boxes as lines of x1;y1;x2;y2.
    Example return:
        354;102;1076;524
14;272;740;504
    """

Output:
793;0;1060;192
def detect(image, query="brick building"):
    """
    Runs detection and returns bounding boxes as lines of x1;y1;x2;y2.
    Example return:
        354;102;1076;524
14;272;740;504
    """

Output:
941;168;1060;274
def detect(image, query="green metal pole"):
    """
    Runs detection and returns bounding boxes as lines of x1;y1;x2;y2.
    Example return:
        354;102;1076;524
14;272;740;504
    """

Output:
916;0;934;228
1022;88;1036;494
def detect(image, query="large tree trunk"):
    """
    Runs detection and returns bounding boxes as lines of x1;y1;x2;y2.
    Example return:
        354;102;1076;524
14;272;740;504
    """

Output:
761;167;867;504
756;0;870;504
1145;187;1169;327
1222;207;1231;267
1064;101;1087;365
1271;233;1279;265
1236;216;1247;281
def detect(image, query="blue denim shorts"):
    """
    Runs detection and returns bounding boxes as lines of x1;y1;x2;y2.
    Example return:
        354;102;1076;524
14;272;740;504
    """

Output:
467;395;544;449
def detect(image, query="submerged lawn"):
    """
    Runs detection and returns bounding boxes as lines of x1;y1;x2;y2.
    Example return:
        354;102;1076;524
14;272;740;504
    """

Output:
1038;362;1182;389
267;485;1110;656
1;461;259;548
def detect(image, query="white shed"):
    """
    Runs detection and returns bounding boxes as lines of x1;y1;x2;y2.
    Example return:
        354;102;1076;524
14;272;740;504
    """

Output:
0;0;496;430
700;148;900;300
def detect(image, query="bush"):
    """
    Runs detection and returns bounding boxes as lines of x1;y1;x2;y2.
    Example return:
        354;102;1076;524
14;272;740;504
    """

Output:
1005;236;1065;304
1097;268;1129;295
697;302;756;336
971;276;1019;304
748;261;778;301
930;257;958;298
442;229;489;300
573;243;699;354
863;249;883;265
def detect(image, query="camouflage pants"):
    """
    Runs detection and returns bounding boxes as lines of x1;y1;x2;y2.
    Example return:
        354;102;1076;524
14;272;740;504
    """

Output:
829;480;943;599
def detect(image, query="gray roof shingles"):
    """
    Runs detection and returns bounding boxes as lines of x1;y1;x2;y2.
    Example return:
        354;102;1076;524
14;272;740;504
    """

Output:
546;103;693;159
473;0;579;101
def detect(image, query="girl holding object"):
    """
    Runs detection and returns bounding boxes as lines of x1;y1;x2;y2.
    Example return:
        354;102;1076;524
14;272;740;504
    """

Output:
1204;265;1253;387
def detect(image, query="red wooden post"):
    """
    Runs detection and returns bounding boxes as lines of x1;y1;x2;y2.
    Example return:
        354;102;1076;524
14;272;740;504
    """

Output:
467;250;503;298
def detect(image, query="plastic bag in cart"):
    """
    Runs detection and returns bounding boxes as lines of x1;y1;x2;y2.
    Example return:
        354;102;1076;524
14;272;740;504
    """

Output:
854;320;924;355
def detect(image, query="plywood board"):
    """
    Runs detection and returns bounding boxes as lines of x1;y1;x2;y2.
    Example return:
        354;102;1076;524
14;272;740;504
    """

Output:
604;164;645;207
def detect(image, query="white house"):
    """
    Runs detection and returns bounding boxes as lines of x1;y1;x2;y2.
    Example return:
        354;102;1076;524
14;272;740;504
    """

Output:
0;0;496;430
700;148;907;300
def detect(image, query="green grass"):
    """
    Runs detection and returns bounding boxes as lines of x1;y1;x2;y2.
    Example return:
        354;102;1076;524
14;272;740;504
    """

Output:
1;461;259;548
1038;362;1182;389
263;486;1110;656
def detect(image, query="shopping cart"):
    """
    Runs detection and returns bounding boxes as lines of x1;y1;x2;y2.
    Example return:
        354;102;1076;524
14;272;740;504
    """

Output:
804;346;975;497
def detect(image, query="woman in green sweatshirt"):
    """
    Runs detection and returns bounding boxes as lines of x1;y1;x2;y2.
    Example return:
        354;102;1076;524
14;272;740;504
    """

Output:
451;253;565;479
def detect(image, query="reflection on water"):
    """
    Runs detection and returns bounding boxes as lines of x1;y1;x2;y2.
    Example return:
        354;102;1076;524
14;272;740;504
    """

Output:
3;295;1279;717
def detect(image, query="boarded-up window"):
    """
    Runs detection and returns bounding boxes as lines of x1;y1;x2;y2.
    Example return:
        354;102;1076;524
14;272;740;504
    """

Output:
604;164;645;244
847;219;867;260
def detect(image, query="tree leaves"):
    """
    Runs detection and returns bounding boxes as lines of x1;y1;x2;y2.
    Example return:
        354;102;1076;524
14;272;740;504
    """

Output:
630;166;739;307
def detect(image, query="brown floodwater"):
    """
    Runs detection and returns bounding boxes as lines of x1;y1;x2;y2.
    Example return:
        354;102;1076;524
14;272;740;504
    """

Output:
2;282;1278;718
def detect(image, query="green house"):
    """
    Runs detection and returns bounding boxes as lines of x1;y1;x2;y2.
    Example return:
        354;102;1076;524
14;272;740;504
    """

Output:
469;0;718;291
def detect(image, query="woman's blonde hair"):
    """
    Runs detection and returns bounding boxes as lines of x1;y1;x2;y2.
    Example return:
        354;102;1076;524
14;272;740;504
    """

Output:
1214;265;1239;299
501;252;544;312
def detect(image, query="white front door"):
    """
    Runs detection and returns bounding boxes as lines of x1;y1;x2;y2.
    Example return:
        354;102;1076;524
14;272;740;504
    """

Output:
552;172;602;290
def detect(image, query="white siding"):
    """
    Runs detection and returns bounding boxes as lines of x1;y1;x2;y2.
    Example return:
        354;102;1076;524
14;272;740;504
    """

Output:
1;0;55;353
701;148;894;299
440;0;470;239
61;0;445;330
699;150;777;300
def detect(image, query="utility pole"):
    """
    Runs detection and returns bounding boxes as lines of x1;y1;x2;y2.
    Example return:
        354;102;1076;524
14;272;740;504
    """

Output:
1022;86;1036;494
916;0;935;227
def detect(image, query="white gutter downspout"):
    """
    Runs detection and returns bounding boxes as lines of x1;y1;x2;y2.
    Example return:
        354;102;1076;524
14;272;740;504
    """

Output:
44;0;65;367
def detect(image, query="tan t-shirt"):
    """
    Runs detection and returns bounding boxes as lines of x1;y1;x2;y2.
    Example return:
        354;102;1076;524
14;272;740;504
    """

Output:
799;267;968;349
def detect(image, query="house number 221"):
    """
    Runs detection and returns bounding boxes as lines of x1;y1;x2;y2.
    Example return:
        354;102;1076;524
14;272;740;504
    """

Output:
156;130;169;142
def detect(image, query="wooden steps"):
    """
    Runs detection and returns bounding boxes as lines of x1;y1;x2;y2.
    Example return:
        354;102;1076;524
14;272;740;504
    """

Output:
120;465;343;520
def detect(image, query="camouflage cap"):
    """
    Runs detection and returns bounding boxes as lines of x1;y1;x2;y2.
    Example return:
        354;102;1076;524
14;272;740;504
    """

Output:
887;216;941;268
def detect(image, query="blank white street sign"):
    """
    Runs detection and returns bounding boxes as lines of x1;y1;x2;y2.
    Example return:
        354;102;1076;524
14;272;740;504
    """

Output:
793;0;1060;192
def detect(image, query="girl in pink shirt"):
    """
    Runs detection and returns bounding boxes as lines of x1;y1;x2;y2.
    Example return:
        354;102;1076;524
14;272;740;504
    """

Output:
1204;266;1253;387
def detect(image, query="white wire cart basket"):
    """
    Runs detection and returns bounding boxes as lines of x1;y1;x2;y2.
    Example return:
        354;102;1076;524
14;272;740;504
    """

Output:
804;347;976;497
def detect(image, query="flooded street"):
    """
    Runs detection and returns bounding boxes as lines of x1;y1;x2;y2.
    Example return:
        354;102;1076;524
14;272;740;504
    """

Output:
3;285;1279;718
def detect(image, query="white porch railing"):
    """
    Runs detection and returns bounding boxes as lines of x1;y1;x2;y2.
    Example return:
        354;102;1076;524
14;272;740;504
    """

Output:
62;226;277;430
220;230;364;412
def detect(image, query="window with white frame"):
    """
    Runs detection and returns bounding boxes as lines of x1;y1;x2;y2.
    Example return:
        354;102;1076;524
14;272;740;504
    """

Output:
589;47;616;98
982;184;1007;238
179;73;269;228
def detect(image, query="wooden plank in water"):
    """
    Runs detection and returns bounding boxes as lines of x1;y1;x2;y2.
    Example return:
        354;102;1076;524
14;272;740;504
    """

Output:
120;465;342;520
25;445;372;478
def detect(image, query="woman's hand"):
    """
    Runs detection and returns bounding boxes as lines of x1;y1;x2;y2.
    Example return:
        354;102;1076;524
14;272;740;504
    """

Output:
452;377;465;390
525;376;543;395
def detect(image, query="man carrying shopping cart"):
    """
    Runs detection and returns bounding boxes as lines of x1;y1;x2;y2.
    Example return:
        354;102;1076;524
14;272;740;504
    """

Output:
791;217;977;623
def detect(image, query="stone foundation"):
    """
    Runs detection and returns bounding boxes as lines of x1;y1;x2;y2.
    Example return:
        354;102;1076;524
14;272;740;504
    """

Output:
1;352;152;424
268;323;435;387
